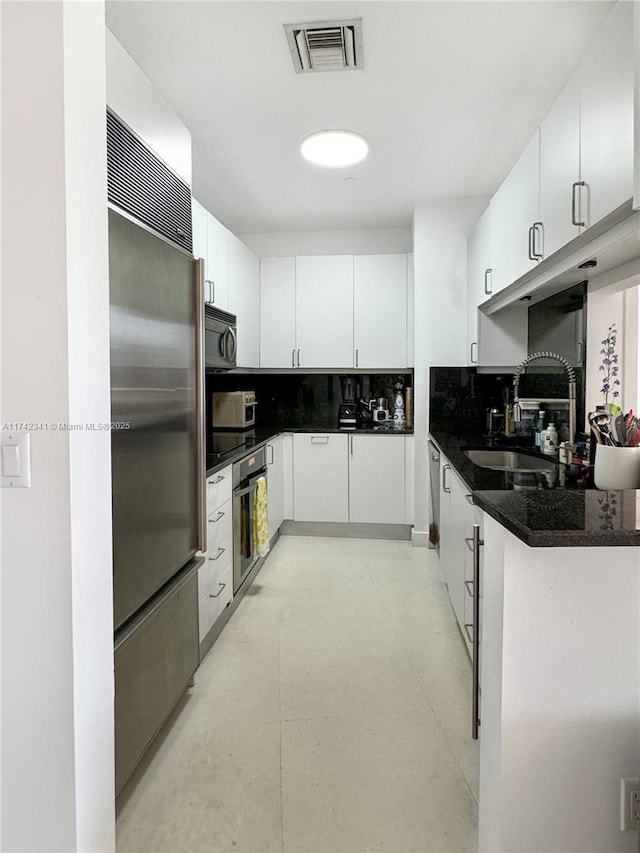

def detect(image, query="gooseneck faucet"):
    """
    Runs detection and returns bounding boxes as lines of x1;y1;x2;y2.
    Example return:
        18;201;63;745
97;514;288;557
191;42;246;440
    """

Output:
512;351;577;450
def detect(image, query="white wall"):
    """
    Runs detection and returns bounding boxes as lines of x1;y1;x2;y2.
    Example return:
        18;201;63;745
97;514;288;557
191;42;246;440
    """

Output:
585;269;640;428
106;28;192;185
412;198;488;544
239;228;412;257
1;3;114;850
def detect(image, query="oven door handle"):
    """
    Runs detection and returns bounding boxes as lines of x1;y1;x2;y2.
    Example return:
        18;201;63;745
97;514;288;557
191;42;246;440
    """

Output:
234;477;265;499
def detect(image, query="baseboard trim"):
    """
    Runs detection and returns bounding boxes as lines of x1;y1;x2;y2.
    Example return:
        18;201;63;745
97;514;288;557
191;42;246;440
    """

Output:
411;529;429;548
280;520;411;540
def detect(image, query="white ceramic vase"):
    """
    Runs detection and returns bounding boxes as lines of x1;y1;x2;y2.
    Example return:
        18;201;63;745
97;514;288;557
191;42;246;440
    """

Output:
593;444;640;490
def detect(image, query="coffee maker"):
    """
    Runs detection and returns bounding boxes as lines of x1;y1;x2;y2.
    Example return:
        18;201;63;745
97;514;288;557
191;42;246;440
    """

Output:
338;377;358;430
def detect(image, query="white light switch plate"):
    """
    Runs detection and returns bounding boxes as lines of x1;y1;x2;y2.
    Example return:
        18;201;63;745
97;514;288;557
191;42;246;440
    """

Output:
1;431;31;488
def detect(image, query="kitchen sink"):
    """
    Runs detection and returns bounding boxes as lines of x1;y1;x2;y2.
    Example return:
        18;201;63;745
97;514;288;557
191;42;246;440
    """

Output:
463;449;558;472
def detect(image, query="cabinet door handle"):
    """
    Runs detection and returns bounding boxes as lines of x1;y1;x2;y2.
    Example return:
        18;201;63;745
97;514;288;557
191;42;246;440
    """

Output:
465;493;474;505
532;222;544;260
470;523;483;741
268;444;274;465
442;463;451;493
431;452;440;462
209;547;225;562
210;581;227;599
297;349;301;367
292;348;296;368
470;342;477;364
571;181;586;227
483;268;492;295
311;435;329;444
464;580;474;598
350;435;354;455
209;510;225;523
464;623;474;644
527;225;535;261
210;474;225;485
355;348;359;367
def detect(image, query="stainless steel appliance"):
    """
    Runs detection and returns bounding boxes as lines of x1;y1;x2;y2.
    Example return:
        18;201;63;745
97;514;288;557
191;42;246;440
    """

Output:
212;390;256;429
370;398;390;423
232;446;267;593
108;108;205;795
205;305;237;371
428;439;440;550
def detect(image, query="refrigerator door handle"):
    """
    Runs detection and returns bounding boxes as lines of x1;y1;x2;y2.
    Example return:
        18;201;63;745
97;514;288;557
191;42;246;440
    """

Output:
195;258;207;553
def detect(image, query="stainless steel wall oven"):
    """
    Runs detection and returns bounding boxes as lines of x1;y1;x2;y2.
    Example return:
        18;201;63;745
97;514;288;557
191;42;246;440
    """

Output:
232;446;267;593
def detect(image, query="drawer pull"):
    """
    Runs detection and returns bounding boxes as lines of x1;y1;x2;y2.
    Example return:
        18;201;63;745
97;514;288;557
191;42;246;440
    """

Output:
311;436;329;444
209;547;225;562
464;580;474;597
209;511;225;523
210;474;225;485
465;494;474;505
210;582;227;599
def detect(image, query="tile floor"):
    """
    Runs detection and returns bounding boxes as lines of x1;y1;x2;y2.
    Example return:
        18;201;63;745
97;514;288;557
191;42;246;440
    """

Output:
116;536;479;853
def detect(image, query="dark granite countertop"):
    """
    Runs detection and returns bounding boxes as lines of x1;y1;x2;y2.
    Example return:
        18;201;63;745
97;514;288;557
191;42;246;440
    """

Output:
429;430;640;547
206;425;413;477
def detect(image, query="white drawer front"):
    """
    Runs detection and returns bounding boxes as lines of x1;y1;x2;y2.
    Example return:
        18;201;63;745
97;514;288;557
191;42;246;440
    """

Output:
207;497;232;554
199;564;233;642
205;537;232;590
206;465;232;514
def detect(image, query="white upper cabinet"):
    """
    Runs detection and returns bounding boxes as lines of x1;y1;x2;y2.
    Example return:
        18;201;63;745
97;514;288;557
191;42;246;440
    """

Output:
228;232;259;368
539;74;581;257
579;0;634;228
491;131;541;294
353;254;407;369
466;205;493;365
295;255;354;369
260;257;296;368
206;213;229;311
192;198;208;263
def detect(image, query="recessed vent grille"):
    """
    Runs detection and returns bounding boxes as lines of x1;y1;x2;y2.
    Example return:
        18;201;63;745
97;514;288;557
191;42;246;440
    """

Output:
107;109;192;253
284;19;363;73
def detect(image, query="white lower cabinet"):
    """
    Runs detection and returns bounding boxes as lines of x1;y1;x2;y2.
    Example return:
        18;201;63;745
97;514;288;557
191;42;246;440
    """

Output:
349;434;405;524
438;452;474;636
266;434;285;539
292;433;409;525
199;466;233;642
293;433;349;522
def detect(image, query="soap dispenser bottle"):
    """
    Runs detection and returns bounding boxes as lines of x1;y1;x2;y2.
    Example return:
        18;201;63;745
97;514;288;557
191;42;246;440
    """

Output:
543;423;558;455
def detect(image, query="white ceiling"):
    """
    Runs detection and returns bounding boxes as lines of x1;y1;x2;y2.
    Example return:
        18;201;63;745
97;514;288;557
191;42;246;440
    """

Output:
105;0;615;235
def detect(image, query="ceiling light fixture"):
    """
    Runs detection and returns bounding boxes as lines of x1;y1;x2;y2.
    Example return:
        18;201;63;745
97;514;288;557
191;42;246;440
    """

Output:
300;130;369;167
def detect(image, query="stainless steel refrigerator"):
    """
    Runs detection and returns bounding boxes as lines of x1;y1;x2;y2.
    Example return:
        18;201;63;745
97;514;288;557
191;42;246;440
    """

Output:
109;207;204;794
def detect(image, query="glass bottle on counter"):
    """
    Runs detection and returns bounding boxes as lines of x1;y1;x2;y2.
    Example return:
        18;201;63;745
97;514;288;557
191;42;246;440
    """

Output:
534;410;545;448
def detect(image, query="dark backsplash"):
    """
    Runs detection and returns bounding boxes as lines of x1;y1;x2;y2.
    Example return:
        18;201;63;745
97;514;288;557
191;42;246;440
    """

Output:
430;366;585;442
206;372;413;431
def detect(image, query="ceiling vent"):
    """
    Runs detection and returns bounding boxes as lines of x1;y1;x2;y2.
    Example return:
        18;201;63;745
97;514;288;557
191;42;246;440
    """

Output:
284;19;364;73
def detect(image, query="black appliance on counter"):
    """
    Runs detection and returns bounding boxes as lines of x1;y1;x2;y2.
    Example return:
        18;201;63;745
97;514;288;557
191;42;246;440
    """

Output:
338;376;359;430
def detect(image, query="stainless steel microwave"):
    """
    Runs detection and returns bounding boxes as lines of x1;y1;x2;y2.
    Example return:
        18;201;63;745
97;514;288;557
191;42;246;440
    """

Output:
204;305;237;370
